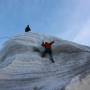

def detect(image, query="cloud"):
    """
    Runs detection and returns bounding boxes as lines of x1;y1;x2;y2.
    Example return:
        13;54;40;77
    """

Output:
74;20;90;45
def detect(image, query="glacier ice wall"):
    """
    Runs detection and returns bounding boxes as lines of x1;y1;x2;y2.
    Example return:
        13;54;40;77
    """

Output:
0;32;90;90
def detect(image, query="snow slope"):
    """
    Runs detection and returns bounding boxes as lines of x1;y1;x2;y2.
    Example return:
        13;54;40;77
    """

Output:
0;32;90;90
66;75;90;90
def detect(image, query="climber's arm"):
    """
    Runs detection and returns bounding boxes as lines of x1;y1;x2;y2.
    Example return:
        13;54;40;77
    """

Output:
41;42;45;47
49;41;55;45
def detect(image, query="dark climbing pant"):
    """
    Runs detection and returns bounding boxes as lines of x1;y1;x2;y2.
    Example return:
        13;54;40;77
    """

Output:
42;48;55;63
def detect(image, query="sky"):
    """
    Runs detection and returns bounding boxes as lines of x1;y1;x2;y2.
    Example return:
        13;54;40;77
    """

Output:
0;0;90;48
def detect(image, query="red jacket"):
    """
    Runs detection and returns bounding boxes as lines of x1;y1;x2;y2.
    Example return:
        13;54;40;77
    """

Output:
42;41;54;49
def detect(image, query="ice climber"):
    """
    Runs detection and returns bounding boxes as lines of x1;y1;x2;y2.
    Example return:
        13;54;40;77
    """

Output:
41;41;55;63
25;25;31;32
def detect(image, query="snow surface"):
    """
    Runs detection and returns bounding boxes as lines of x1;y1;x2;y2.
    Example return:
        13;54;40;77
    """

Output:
0;32;90;90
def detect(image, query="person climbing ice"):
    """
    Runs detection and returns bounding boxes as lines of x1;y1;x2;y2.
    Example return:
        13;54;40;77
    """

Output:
41;41;55;63
25;25;31;32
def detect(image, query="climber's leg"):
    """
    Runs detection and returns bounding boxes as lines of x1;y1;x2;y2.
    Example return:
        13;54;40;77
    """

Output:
41;49;47;57
48;49;55;63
